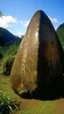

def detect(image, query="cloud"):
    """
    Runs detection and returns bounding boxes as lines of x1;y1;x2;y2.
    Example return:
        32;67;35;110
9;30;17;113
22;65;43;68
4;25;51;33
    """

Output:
16;32;23;37
0;15;16;28
20;20;30;27
48;16;58;23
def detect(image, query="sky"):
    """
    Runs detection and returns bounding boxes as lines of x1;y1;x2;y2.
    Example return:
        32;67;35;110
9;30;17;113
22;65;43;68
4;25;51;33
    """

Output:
0;0;64;37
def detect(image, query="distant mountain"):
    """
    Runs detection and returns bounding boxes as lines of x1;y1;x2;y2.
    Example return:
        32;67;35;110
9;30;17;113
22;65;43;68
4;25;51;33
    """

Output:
57;23;64;48
0;27;20;46
0;27;22;75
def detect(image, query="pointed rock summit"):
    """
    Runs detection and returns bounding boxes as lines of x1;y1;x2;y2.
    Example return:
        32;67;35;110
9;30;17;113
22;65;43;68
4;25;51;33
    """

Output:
11;10;64;97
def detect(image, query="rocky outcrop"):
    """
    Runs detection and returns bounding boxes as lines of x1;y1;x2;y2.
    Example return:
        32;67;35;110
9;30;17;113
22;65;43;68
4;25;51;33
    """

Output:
11;10;64;97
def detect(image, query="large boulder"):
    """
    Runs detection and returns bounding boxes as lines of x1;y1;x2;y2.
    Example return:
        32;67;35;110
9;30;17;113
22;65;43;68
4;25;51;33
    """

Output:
11;10;64;97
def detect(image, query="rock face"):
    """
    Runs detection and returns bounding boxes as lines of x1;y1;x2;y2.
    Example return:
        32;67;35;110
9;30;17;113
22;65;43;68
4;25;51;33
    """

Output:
11;10;64;96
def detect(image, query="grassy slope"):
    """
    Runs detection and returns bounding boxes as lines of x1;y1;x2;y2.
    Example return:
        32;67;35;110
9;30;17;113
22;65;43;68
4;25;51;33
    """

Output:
0;39;21;74
57;23;64;49
0;27;22;75
1;76;64;114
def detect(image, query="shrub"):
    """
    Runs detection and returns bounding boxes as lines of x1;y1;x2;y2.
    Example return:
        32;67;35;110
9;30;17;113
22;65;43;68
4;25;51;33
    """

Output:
3;58;14;76
0;91;18;114
0;53;3;59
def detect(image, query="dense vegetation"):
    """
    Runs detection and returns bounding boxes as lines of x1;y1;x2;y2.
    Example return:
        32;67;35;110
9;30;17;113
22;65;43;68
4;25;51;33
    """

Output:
0;91;19;114
57;23;64;49
0;27;22;113
0;27;22;75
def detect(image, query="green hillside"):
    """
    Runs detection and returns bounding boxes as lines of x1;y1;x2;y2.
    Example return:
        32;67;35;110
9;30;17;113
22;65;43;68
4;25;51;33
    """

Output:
0;27;22;76
0;27;20;46
57;23;64;48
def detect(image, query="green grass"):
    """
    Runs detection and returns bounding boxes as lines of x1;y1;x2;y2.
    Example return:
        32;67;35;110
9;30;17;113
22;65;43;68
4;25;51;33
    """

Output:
21;101;56;114
0;76;21;114
0;75;61;114
0;40;21;75
0;40;20;57
0;76;19;98
0;91;19;114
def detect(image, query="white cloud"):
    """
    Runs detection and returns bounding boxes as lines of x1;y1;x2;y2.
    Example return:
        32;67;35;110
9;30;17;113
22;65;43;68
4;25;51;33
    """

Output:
0;15;16;28
48;16;58;23
20;20;30;27
16;32;23;37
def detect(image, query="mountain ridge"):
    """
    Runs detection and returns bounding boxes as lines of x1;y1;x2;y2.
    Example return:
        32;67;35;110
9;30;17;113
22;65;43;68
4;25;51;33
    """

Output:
0;27;21;46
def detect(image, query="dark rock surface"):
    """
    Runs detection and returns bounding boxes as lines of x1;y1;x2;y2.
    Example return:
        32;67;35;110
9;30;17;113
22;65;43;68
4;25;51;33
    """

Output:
11;10;64;98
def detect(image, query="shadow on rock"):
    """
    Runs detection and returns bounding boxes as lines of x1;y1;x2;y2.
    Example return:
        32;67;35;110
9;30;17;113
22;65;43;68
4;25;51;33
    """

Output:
20;76;64;101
